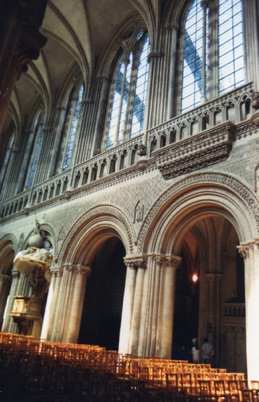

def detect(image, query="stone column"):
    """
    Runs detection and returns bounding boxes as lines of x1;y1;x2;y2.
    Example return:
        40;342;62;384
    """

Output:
64;265;91;343
40;264;62;341
138;254;162;357
238;239;259;380
2;268;19;332
128;257;147;355
51;263;74;342
205;272;223;365
159;255;181;358
0;274;12;328
118;258;138;354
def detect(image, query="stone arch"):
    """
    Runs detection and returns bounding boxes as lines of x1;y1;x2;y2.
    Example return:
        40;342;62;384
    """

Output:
58;204;136;265
0;234;17;275
137;171;259;254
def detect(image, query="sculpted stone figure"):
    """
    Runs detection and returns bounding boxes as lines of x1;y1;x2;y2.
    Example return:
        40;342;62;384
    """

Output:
13;246;53;298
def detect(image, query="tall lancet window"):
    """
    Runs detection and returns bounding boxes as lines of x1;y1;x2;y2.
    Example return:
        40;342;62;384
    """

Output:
106;28;150;149
63;82;84;169
181;0;245;112
26;114;45;189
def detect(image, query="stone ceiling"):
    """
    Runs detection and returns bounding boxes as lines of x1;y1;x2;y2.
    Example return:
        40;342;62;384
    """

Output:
5;0;175;136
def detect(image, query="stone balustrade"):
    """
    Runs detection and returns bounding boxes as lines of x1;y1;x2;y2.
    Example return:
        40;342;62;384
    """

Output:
0;82;256;219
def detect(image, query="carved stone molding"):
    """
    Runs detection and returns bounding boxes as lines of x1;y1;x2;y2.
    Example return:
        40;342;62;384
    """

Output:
124;255;147;270
137;172;259;252
165;254;182;269
237;245;251;260
154;122;235;179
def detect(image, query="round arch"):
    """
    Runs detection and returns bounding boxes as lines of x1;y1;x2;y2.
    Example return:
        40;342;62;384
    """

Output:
58;204;136;265
0;236;17;275
137;172;259;254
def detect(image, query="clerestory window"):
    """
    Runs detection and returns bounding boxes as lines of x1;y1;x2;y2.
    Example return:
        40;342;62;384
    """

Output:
26;113;45;189
63;83;84;170
105;28;150;149
181;0;245;113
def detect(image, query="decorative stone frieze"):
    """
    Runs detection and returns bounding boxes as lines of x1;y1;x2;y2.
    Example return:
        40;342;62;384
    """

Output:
154;122;235;179
137;172;259;252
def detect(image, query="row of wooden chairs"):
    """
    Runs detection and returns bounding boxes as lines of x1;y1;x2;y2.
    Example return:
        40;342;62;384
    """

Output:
0;332;256;401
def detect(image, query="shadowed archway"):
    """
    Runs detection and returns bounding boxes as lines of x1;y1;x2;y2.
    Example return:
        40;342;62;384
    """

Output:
78;237;126;350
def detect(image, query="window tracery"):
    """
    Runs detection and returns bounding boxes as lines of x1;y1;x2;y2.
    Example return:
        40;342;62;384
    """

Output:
181;0;245;113
105;28;150;149
63;83;84;170
26;113;45;189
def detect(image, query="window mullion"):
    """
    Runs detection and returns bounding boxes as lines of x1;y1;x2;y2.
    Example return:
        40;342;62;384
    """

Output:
115;58;128;145
201;0;209;103
124;52;138;141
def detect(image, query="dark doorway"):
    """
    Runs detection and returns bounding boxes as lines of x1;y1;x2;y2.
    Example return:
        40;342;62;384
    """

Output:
78;237;126;350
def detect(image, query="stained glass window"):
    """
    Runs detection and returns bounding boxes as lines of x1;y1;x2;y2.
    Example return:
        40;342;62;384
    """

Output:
106;29;150;149
218;0;244;94
63;83;84;169
181;0;244;112
26;116;45;189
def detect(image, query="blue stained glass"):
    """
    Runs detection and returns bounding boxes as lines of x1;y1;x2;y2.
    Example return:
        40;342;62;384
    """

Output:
63;83;84;169
181;0;205;112
106;29;150;148
27;120;44;189
131;34;150;137
218;0;244;95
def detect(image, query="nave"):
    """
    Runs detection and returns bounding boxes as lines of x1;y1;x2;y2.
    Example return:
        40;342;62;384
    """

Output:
0;332;258;402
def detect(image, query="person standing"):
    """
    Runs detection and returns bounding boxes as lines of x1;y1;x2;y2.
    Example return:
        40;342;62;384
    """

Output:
191;338;200;363
201;337;214;364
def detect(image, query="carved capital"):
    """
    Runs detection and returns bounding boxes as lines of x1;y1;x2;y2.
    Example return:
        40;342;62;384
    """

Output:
165;254;182;269
75;265;91;277
124;255;147;270
237;245;251;260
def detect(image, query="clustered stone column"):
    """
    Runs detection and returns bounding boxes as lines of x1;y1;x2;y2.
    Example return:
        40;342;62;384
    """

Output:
0;274;12;328
2;267;31;333
119;257;145;354
119;253;181;358
41;264;62;341
160;255;182;357
44;262;91;343
238;239;259;380
64;265;91;344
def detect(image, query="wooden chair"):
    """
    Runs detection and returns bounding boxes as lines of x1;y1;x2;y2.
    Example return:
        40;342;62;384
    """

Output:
241;389;255;402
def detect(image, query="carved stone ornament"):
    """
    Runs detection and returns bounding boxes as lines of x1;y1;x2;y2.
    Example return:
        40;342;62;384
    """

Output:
154;122;235;180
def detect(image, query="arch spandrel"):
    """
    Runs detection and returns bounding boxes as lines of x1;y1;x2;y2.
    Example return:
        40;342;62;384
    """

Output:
58;204;137;265
137;171;259;254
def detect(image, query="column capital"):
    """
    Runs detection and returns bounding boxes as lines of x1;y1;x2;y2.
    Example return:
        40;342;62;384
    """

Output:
50;263;62;276
75;265;92;277
148;52;164;62
237;239;259;260
200;0;209;9
124;255;147;270
11;267;20;278
165;254;182;269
